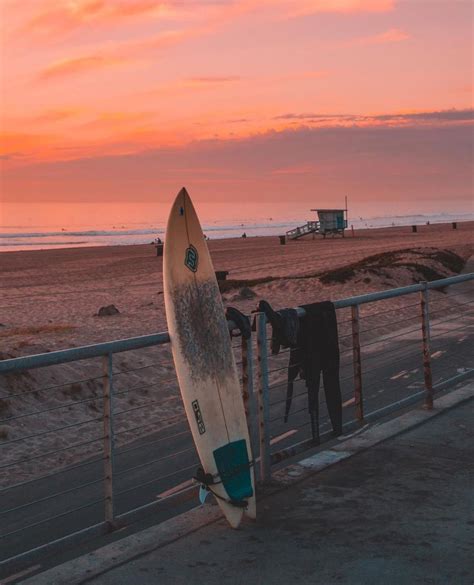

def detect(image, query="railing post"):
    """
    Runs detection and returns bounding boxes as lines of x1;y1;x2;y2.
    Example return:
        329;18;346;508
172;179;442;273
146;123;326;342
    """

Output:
102;352;116;527
420;282;434;409
351;305;364;421
241;335;258;469
256;312;271;482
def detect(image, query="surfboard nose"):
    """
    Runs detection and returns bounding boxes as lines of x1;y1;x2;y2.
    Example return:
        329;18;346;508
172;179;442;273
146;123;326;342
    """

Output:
170;187;193;218
176;187;189;205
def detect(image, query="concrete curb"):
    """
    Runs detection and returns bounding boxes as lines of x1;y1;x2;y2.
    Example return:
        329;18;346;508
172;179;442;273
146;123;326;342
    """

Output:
19;382;473;585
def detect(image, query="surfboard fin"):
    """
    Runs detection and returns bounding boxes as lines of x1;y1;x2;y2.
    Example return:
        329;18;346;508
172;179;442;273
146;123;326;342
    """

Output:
199;484;210;505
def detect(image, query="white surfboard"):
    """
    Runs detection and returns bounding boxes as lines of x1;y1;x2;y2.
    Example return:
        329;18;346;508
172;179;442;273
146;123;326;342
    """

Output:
163;188;255;528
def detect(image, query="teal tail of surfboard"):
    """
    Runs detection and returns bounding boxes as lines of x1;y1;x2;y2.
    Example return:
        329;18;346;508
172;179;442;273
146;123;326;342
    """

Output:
213;439;253;504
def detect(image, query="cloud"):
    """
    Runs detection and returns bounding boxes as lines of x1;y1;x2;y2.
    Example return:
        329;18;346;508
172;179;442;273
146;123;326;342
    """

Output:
271;164;316;174
350;27;410;46
274;113;347;120
37;29;197;81
187;76;241;85
24;0;169;37
39;54;129;80
0;152;24;161
17;0;397;45
399;109;474;122
31;108;84;123
3;122;471;214
225;118;251;124
283;0;395;18
273;108;474;126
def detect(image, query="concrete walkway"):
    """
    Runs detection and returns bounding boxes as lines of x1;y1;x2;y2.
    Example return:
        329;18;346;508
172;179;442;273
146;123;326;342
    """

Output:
21;388;474;585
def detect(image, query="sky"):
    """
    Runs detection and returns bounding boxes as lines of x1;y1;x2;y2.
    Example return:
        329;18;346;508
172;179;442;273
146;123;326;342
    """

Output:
0;0;473;227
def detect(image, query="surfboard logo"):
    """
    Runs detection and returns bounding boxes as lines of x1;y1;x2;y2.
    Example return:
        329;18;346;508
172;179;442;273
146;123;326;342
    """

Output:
192;399;206;434
184;245;199;272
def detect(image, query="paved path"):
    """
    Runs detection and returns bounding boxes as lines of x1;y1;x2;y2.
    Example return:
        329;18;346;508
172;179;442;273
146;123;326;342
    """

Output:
60;397;474;585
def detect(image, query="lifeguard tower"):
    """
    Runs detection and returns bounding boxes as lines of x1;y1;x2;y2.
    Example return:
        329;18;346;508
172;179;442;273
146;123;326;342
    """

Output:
311;208;348;237
285;198;348;240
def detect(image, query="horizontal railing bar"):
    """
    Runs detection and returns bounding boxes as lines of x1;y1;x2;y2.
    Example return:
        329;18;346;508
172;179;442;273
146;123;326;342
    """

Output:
114;429;191;457
430;322;474;339
0;435;105;470
359;315;420;335
332;273;474;309
114;446;196;478
360;325;421;348
0;456;105;494
268;362;302;375
361;338;421;365
428;299;473;318
429;311;474;330
0;497;106;540
0;477;105;518
269;404;307;423
113;400;183;418
112;361;167;376
361;355;420;379
1;374;105;401
357;300;421;320
114;377;178;397
360;371;425;394
429;336;474;353
0;521;109;575
1;274;470;376
115;463;198;497
0;320;239;374
113;416;183;438
0;394;103;424
269;390;307;408
0;416;103;448
0;333;170;373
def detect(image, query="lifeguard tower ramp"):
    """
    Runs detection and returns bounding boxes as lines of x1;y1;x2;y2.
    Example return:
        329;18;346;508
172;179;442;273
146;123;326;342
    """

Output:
286;221;319;240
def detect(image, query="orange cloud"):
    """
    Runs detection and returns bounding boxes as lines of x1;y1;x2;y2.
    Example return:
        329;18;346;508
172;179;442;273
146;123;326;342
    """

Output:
25;0;167;37
37;28;196;82
351;28;410;46
282;0;395;17
31;108;84;123
272;164;316;175
0;131;60;162
38;54;129;81
186;76;241;86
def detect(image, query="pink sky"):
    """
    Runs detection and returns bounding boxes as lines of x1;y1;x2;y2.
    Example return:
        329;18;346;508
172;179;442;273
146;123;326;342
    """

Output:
0;0;472;225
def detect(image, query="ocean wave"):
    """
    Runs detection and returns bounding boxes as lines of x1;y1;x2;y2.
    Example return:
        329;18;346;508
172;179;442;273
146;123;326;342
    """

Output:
0;241;88;247
0;228;164;239
0;222;297;239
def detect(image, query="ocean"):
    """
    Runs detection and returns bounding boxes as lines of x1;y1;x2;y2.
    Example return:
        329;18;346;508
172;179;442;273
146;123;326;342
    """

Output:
0;212;472;253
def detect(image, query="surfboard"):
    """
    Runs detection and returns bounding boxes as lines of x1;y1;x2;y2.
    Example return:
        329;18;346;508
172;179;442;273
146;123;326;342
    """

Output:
163;187;255;528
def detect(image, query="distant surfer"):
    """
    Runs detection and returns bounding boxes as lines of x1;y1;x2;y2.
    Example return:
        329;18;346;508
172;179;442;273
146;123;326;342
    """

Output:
241;232;247;238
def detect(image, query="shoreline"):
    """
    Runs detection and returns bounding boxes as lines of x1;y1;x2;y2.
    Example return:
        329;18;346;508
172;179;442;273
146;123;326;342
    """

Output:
0;219;472;255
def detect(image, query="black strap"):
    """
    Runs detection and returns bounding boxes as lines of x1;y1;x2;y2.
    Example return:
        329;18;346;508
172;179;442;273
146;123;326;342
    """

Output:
194;466;251;509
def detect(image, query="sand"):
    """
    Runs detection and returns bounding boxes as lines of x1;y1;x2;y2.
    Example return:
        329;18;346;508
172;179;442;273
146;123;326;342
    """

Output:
0;222;472;487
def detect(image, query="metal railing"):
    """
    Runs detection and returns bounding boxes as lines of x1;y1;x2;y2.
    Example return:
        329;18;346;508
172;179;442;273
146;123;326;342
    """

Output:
0;273;472;576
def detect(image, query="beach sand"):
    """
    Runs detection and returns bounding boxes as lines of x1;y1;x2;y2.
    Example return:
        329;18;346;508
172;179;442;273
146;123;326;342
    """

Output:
0;222;472;486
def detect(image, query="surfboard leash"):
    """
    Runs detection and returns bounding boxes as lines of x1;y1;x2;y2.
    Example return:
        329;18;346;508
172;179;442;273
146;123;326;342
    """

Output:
193;463;255;509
